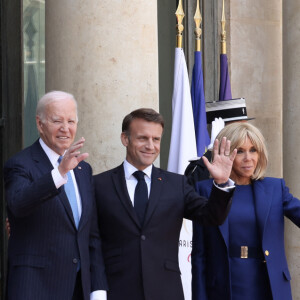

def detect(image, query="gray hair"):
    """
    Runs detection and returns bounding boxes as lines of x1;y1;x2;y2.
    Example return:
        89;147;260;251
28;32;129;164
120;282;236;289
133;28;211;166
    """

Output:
36;91;78;122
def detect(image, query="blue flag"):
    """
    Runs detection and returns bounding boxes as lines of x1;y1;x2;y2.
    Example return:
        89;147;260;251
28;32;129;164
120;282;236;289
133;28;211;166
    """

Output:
191;51;210;157
219;53;232;100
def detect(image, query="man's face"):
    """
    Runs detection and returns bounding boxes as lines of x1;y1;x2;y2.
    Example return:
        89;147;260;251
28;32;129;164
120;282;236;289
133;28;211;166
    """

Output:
121;119;163;170
36;98;77;155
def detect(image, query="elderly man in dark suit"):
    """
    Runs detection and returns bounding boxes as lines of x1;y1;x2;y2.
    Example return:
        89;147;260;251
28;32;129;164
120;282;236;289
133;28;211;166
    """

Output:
4;91;107;300
94;108;237;300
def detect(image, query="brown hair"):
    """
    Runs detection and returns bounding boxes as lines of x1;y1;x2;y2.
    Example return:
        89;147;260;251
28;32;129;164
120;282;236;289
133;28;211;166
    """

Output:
122;108;164;135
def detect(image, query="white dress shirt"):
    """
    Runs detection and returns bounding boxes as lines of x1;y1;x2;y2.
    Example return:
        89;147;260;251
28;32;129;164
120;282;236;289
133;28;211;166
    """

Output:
39;138;107;300
123;160;152;205
39;139;82;217
123;159;235;200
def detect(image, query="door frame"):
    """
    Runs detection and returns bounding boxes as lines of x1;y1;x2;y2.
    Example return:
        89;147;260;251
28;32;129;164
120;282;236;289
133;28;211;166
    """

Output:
0;0;23;296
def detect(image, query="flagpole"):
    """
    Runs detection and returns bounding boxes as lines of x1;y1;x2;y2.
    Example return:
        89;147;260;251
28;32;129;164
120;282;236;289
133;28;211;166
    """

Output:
191;0;211;156
219;0;232;100
169;0;197;174
221;0;227;55
171;5;196;299
175;0;184;48
194;0;202;52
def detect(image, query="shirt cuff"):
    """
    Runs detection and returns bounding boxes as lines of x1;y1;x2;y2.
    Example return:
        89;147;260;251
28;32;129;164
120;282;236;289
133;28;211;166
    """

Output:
213;178;235;192
90;290;107;300
51;167;67;189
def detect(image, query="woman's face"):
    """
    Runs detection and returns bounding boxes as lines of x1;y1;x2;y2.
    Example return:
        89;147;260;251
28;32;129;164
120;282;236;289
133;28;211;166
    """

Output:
230;137;259;185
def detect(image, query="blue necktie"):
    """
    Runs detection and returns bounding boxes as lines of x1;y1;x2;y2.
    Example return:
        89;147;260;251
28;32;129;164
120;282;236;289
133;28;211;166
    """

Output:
133;171;148;225
58;156;80;228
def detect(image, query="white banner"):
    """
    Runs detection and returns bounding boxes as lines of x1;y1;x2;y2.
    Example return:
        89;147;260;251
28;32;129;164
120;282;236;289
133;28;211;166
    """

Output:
167;47;197;299
167;48;197;175
179;219;193;300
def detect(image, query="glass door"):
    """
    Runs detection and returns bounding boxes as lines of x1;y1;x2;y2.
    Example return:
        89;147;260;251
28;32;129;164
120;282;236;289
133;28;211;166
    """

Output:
23;0;45;147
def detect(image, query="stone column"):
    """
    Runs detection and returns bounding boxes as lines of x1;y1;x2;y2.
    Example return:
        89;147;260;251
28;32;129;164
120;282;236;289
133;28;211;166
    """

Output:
229;0;283;177
283;1;300;298
45;0;159;174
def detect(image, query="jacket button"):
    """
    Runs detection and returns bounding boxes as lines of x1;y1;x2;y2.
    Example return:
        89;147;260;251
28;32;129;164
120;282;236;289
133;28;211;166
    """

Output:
73;258;78;264
141;235;146;240
265;250;269;256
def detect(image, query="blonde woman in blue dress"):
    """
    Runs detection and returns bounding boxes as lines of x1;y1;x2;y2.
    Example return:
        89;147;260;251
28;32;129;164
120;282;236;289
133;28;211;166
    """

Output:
192;122;300;300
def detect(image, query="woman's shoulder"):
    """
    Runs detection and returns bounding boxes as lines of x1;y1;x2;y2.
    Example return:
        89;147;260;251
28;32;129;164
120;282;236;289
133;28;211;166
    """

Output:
255;177;284;186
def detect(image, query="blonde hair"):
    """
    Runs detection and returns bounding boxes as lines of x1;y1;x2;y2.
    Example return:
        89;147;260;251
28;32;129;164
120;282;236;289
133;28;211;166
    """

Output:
215;122;268;180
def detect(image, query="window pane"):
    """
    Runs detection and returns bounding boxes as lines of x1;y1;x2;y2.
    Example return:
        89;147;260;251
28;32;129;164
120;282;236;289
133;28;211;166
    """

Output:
23;0;45;147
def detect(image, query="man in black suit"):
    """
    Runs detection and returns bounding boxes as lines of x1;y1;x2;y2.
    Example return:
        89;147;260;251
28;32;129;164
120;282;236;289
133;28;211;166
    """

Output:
4;91;107;300
94;108;237;300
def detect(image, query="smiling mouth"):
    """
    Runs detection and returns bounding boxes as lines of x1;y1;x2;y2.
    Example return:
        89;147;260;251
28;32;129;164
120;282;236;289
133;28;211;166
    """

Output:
57;137;69;140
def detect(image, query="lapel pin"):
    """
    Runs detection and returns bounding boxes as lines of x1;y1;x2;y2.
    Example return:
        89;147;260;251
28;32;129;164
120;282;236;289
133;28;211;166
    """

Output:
78;166;82;170
158;177;162;181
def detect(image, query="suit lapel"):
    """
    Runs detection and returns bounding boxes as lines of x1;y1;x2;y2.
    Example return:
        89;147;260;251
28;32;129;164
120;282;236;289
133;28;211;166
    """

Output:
59;186;77;229
217;180;273;254
219;218;230;249
143;166;163;228
31;140;77;229
31;140;54;173
112;165;141;228
74;163;88;230
253;179;273;240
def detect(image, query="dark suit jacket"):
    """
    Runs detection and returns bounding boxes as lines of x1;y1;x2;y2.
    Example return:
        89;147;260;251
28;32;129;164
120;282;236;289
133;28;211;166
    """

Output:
94;164;234;300
4;140;108;300
192;178;300;300
185;151;212;187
